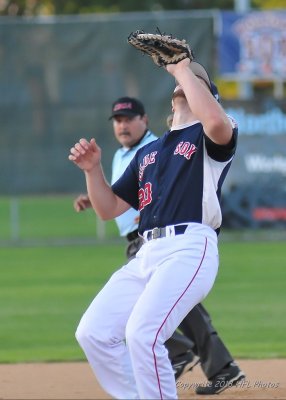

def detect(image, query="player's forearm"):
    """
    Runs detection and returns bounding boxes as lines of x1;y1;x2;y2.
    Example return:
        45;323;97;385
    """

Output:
173;64;232;145
84;165;129;220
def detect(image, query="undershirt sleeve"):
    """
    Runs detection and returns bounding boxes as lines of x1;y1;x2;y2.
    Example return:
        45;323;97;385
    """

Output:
204;126;238;162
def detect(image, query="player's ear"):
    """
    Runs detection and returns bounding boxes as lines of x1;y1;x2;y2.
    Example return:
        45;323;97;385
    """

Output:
166;113;173;129
142;114;148;125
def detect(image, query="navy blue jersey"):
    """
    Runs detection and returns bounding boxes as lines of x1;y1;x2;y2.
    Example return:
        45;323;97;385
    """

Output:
112;119;237;235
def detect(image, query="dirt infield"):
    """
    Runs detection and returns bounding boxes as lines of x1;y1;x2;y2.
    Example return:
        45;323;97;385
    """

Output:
0;359;285;399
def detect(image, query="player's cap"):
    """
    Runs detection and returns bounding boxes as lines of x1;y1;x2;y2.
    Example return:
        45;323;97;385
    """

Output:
190;61;211;88
210;81;220;103
109;97;145;119
190;61;220;102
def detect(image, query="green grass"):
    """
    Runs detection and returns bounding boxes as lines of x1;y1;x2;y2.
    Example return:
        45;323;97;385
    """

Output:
0;241;285;363
203;241;286;358
0;244;125;363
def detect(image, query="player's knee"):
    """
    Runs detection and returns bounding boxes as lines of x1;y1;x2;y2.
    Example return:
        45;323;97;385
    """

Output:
75;318;100;350
76;319;120;353
75;322;90;349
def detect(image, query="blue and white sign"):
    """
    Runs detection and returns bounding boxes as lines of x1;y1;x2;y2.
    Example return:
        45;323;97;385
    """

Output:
219;11;286;79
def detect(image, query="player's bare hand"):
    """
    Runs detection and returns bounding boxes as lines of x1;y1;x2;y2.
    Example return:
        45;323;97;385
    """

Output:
69;138;101;172
73;194;91;212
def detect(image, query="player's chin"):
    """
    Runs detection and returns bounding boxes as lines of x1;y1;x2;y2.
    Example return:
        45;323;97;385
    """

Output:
172;89;186;100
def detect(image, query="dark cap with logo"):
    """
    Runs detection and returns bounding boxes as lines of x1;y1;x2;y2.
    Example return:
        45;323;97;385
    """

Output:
109;97;145;119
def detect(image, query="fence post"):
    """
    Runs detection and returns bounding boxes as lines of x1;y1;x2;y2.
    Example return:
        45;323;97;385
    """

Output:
96;215;106;240
10;197;20;241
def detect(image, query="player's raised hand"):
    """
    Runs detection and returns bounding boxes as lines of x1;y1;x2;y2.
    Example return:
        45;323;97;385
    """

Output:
165;57;191;76
69;138;101;172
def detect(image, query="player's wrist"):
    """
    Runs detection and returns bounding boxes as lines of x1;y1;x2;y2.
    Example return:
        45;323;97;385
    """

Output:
83;162;101;175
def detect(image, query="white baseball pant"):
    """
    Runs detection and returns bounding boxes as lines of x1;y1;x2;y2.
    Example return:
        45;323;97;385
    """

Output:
75;222;218;399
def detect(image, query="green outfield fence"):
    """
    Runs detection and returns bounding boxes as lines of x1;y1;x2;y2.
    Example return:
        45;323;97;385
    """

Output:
0;11;215;196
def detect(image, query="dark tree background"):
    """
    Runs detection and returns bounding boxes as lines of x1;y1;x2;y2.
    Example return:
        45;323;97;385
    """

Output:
0;0;277;17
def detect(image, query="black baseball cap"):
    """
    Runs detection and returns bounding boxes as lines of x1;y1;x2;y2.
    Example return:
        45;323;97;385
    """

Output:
109;97;145;119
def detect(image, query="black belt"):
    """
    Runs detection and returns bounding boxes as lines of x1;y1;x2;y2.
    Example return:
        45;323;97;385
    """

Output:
145;224;188;241
126;229;139;242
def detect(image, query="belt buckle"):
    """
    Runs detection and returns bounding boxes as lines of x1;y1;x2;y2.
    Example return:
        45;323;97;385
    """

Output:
152;227;161;240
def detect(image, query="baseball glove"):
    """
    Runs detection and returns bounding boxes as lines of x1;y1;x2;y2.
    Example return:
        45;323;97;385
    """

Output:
127;29;194;67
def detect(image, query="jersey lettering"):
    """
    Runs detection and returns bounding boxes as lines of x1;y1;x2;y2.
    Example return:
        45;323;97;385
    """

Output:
139;151;157;181
174;142;197;160
138;182;152;211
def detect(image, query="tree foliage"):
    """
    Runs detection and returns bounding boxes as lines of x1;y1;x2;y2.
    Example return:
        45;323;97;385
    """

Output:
0;0;282;17
0;0;237;16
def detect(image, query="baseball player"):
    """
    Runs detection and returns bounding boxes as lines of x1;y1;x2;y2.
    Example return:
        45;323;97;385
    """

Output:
74;97;245;394
69;58;239;399
73;97;198;381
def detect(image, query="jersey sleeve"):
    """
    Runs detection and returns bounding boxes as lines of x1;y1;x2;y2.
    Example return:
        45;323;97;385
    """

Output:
111;156;139;210
204;115;238;162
